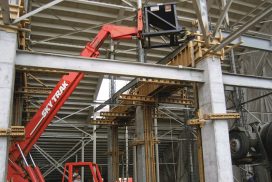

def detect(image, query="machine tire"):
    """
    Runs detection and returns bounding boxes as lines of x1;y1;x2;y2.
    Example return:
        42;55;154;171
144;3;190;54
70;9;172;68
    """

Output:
229;131;250;159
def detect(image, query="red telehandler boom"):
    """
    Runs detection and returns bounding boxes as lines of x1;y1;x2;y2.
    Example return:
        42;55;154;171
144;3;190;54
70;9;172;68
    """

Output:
8;72;84;182
7;10;143;182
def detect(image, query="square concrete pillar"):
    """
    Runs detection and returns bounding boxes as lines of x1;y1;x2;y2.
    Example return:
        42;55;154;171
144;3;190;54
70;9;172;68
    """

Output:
197;57;233;182
0;31;17;181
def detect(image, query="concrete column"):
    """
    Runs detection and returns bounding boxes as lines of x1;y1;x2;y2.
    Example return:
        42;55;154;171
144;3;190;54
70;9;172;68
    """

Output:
194;0;233;181
108;126;119;181
135;106;146;182
112;126;119;181
135;106;155;182
0;30;17;181
197;57;233;182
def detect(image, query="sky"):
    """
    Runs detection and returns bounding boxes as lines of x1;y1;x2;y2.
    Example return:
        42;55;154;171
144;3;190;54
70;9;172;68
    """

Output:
96;78;129;112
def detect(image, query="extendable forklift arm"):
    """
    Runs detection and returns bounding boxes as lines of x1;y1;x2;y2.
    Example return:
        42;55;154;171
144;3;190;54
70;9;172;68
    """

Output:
80;10;143;58
80;24;139;58
9;72;84;161
8;72;84;181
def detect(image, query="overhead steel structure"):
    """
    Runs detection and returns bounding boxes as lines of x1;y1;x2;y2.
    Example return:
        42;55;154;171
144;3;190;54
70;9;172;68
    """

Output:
0;0;272;181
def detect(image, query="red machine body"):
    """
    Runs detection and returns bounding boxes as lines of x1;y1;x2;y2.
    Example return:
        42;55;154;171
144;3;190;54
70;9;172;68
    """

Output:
61;162;103;182
7;9;143;182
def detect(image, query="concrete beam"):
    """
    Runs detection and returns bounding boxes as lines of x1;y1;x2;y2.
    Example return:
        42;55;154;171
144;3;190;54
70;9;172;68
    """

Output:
15;51;272;90
223;73;272;90
15;51;204;82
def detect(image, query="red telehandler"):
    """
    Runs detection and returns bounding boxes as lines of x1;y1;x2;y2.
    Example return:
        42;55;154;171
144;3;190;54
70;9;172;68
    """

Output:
7;8;143;182
8;3;191;181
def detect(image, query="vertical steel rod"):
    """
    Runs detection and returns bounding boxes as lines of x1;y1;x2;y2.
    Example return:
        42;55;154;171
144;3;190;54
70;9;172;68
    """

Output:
93;113;97;163
133;145;137;182
81;139;85;181
154;109;160;182
125;126;129;180
29;153;36;167
17;144;29;166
